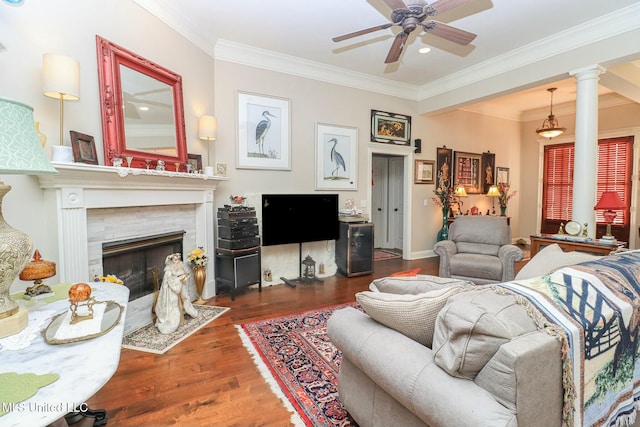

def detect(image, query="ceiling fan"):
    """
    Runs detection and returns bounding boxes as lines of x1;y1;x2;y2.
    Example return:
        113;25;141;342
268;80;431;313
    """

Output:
333;0;477;64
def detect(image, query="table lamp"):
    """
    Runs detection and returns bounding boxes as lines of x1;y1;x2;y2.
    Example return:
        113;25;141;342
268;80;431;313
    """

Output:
594;191;625;242
42;53;80;163
0;96;57;338
487;184;500;215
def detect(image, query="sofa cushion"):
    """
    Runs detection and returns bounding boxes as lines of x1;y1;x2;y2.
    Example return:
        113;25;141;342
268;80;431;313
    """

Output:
432;288;537;379
369;275;472;294
355;286;467;347
514;243;602;280
449;253;502;281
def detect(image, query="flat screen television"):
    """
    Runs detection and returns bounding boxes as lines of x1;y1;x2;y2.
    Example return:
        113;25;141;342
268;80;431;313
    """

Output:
261;194;339;246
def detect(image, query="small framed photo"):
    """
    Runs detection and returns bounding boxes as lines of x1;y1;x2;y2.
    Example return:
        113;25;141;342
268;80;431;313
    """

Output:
496;166;510;185
414;160;435;184
70;131;98;165
370;109;411;145
187;153;203;172
315;122;358;190
237;91;291;170
215;162;227;176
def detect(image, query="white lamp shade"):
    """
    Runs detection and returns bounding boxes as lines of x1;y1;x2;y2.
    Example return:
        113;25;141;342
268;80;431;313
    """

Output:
42;54;80;100
198;115;217;141
0;97;57;174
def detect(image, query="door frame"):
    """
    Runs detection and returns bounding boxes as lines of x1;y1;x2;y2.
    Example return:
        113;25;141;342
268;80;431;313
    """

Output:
367;143;414;259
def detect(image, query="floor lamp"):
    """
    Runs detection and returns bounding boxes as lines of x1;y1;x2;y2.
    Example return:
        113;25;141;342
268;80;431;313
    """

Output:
0;97;57;338
43;53;80;163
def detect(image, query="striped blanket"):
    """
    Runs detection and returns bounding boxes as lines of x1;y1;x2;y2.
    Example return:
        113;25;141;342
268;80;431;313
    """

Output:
496;250;640;427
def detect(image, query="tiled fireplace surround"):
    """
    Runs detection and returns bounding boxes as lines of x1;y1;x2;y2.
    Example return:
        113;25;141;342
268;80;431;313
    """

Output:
37;163;225;333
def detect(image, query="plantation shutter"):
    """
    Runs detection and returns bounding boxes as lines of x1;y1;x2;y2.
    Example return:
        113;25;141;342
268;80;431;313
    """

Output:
595;137;633;225
542;143;574;222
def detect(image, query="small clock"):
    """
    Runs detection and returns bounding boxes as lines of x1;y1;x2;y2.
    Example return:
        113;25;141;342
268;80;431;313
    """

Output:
215;162;227;176
564;220;582;236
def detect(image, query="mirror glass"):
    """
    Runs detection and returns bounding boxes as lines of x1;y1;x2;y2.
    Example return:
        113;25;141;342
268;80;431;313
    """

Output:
96;36;187;169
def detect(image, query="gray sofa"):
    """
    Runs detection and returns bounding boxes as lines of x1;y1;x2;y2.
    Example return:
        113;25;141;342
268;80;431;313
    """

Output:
434;216;523;284
327;276;563;427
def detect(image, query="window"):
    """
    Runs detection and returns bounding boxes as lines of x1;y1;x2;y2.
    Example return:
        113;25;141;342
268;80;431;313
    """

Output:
541;136;634;241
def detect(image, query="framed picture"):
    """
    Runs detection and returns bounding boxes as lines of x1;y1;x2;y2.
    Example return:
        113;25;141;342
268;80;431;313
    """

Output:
70;131;98;165
237;91;291;170
187;153;203;172
315;123;358;190
436;146;453;187
496;166;510;185
454;151;483;194
370;110;411;145
414;160;435;184
215;162;227;177
481;151;496;194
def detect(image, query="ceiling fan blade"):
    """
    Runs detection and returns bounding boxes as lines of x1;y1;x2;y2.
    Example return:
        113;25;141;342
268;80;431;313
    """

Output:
333;23;393;42
383;0;408;10
426;21;477;45
385;33;408;63
430;0;473;14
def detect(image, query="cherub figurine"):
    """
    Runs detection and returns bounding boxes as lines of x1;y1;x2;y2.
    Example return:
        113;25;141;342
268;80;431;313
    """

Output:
582;223;588;238
558;222;565;234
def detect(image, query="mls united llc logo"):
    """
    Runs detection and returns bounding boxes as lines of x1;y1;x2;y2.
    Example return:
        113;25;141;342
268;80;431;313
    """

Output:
2;401;88;413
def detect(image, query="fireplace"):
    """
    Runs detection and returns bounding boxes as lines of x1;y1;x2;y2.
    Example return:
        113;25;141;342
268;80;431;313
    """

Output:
102;231;185;301
37;163;225;334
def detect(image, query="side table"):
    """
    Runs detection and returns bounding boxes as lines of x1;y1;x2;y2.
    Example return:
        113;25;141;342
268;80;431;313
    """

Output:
530;234;626;257
1;282;128;427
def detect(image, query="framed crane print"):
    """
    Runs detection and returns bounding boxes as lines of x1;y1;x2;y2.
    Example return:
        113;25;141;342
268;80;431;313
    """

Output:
237;91;291;170
315;123;358;190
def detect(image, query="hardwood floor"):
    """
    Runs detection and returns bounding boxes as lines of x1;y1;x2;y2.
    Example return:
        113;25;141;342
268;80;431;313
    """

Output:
88;256;528;426
85;257;437;426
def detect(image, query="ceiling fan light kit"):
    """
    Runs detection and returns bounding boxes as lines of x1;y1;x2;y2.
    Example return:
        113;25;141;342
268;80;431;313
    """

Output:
536;87;566;139
332;0;477;64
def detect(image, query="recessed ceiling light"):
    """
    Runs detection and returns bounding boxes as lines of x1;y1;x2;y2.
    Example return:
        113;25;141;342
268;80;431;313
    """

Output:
419;47;431;54
139;106;149;111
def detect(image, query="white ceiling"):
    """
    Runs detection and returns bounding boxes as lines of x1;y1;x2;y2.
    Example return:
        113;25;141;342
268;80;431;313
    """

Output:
134;0;640;118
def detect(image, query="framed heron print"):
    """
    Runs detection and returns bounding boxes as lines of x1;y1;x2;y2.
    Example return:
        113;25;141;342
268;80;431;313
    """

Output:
315;123;358;190
237;91;291;170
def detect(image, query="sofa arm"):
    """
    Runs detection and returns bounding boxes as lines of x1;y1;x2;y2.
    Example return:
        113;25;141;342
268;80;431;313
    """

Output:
474;331;563;427
498;244;523;281
433;240;457;278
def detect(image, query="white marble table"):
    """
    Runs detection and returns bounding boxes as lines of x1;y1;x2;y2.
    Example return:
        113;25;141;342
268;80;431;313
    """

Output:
1;282;128;427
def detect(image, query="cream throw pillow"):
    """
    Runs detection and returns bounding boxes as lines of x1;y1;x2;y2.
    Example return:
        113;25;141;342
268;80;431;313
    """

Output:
515;243;601;280
355;286;466;347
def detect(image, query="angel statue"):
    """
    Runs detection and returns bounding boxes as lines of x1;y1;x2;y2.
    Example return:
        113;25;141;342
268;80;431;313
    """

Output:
155;253;198;334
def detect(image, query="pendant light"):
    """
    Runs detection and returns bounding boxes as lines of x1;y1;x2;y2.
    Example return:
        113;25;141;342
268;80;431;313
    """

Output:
536;87;566;139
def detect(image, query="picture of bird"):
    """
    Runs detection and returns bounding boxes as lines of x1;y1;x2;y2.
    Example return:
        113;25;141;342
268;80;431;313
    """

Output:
255;110;276;155
328;137;346;178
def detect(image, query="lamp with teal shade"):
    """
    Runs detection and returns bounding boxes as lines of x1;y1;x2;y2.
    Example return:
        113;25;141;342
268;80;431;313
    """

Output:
0;96;57;338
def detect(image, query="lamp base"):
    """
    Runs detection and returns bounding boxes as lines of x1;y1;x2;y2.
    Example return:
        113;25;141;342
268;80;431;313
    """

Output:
600;235;617;243
0;307;28;338
52;145;74;163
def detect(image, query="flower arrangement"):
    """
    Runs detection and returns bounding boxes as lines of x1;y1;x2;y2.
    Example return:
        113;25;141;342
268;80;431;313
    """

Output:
432;177;459;210
188;247;208;266
94;274;123;285
230;195;246;205
497;182;517;208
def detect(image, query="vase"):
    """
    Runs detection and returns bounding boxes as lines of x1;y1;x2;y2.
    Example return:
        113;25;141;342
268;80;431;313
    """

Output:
436;207;449;242
500;206;507;216
193;265;206;304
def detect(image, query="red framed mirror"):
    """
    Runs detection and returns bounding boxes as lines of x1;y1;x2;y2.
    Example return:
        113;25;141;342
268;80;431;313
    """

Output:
96;35;187;169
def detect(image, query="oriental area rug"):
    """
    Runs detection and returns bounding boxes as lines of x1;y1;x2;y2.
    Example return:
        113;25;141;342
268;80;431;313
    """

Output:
122;305;229;354
237;302;359;427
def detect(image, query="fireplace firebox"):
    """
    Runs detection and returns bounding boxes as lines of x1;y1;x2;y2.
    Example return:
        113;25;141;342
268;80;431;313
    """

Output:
102;231;185;301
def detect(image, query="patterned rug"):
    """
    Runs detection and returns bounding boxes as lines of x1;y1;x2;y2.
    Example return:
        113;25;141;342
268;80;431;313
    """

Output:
237;302;359;427
374;248;402;261
122;305;229;354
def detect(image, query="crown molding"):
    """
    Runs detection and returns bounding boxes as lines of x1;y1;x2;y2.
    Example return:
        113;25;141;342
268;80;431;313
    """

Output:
214;40;419;100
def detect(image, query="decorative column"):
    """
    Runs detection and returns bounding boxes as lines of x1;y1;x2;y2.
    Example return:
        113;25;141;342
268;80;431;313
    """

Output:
569;65;605;239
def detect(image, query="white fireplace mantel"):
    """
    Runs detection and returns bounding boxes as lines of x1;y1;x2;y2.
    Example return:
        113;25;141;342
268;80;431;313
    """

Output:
37;163;227;299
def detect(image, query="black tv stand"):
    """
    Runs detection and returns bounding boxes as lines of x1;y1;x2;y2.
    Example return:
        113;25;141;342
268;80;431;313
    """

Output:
280;242;323;288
